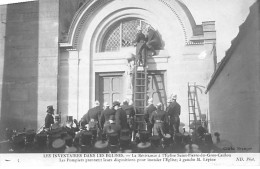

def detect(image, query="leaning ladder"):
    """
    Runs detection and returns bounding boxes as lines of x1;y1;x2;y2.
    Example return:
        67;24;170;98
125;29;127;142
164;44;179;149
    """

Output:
188;82;201;134
133;62;148;131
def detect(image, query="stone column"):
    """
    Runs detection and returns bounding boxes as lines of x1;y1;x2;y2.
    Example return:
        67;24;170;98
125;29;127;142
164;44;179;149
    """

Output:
0;5;6;121
37;0;59;129
67;50;80;120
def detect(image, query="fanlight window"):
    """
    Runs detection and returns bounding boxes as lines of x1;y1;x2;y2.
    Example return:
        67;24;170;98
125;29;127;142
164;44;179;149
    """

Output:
101;19;151;52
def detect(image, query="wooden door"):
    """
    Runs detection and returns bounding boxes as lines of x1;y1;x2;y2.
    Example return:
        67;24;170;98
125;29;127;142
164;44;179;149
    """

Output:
98;74;123;107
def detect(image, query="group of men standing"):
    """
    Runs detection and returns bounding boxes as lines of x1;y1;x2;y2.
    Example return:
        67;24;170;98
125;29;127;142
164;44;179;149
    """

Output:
78;94;180;141
145;95;181;138
80;99;135;140
44;96;181;141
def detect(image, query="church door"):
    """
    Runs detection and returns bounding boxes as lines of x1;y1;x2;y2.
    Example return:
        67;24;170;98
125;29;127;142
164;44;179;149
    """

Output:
97;73;123;107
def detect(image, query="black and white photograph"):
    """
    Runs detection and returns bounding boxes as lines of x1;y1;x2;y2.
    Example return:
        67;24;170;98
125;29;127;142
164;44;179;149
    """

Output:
0;0;259;167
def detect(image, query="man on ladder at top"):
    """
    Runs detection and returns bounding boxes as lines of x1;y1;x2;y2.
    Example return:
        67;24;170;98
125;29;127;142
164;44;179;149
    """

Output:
132;24;161;67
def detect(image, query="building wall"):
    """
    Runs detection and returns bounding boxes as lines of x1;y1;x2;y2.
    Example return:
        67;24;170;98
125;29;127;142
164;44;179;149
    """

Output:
60;0;216;128
37;0;59;129
208;2;260;152
0;2;39;134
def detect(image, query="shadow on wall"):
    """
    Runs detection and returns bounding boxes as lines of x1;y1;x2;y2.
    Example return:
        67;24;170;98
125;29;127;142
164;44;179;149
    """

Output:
0;2;39;140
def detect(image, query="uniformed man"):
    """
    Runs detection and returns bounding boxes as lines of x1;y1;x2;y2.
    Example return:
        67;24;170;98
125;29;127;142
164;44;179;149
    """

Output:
145;25;161;56
166;95;181;135
144;98;156;134
114;101;128;130
80;100;102;131
150;102;168;137
103;115;121;135
99;102;116;130
44;105;54;129
121;99;136;140
121;99;135;129
132;25;146;66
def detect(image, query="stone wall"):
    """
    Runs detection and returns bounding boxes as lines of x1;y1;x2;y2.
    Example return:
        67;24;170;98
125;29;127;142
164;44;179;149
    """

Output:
0;1;39;133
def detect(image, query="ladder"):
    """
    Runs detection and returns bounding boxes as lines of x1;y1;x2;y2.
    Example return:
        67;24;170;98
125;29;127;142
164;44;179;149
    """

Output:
133;62;148;131
188;82;201;134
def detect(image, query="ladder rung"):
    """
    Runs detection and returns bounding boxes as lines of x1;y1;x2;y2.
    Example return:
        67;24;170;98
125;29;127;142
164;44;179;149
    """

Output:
135;92;146;93
135;85;145;86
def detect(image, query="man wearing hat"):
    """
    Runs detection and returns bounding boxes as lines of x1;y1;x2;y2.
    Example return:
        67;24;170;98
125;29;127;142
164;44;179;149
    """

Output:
150;102;168;137
132;25;146;66
44;105;54;129
166;95;181;135
99;102;116;130
114;101;128;130
145;25;161;56
80;100;102;130
144;98;156;134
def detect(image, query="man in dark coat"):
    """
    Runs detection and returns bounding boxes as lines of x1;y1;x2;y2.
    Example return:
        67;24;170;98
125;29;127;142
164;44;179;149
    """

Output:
121;99;136;140
121;99;135;129
114;101;128;130
166;95;181;135
145;25;161;56
103;115;121;135
44;105;54;129
80;100;102;130
132;25;146;66
150;102;169;137
99;102;116;130
144;98;156;134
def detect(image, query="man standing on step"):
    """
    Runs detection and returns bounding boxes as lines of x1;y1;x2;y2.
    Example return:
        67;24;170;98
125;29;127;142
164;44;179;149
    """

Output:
166;95;181;136
144;98;156;134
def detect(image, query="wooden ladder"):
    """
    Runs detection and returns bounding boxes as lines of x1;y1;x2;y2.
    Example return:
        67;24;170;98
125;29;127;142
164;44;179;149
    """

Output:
133;63;148;131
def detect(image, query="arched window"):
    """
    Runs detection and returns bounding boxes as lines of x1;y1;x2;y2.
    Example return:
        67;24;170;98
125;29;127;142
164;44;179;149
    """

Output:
101;18;162;52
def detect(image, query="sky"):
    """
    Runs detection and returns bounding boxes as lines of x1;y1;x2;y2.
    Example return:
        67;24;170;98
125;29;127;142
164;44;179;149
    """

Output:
0;0;257;61
182;0;256;61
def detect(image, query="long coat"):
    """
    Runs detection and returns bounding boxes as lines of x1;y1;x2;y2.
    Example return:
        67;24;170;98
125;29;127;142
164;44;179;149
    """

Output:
45;113;54;128
81;106;102;128
115;107;128;129
166;101;181;119
144;104;157;123
99;107;116;129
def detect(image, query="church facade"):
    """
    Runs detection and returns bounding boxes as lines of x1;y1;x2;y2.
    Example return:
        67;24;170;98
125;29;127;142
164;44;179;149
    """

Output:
0;0;216;132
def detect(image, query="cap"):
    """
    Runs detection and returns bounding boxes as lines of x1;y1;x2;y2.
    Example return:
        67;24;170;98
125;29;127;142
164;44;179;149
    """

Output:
103;102;109;107
112;101;120;107
156;102;162;107
167;99;172;103
94;100;100;106
172;94;177;100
